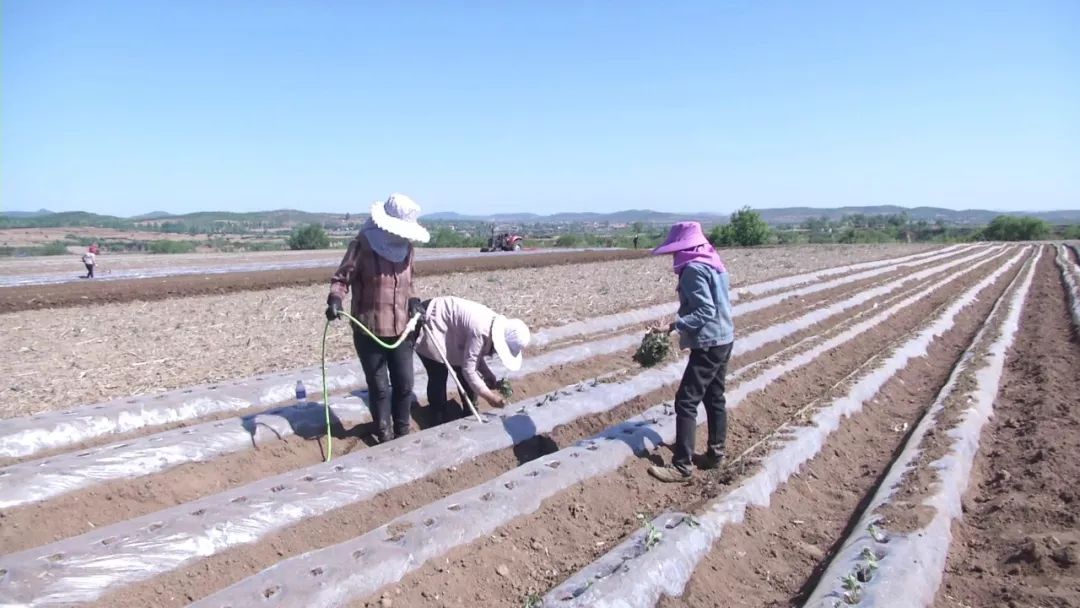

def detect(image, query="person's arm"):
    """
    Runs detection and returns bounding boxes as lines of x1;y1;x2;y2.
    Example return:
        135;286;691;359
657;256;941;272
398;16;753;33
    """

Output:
327;236;363;319
673;265;717;333
477;355;498;387
462;332;504;406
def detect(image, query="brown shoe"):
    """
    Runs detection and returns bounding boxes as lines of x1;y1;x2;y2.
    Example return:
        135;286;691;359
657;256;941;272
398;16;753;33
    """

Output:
648;465;692;483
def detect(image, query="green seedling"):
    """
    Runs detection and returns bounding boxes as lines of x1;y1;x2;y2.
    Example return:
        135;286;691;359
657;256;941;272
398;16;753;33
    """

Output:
860;547;880;570
841;573;862;604
681;515;701;528
867;523;888;543
521;592;543;607
633;331;671;368
636;513;663;551
496;378;514;400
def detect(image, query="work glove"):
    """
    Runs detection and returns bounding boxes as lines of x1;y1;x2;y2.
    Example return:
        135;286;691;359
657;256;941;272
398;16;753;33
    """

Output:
407;297;425;321
326;295;343;322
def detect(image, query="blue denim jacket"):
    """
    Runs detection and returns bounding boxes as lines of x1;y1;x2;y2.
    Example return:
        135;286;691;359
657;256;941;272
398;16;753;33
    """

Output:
675;262;735;350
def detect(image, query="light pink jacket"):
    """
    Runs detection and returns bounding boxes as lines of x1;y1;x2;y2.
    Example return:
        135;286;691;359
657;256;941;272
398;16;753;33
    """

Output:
415;296;497;395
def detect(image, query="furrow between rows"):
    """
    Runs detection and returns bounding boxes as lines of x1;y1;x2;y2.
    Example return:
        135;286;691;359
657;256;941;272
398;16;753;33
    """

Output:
0;248;992;606
544;247;1028;608
181;247;995;608
0;245;969;462
0;254;931;545
321;246;1012;607
795;245;1042;607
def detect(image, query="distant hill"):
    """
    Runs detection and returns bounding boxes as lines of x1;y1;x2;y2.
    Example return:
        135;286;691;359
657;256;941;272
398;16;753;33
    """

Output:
423;209;729;224
130;211;173;221
3;205;1077;230
0;209;54;218
754;206;1080;225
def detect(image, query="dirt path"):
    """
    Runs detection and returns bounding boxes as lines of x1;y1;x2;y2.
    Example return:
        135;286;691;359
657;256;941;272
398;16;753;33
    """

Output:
934;251;1080;608
347;254;1005;607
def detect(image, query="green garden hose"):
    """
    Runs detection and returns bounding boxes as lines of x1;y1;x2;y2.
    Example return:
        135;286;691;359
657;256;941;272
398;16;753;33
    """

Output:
320;310;420;462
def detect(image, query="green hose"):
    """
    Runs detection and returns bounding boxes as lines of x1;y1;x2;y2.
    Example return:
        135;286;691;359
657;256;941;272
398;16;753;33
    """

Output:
321;310;419;462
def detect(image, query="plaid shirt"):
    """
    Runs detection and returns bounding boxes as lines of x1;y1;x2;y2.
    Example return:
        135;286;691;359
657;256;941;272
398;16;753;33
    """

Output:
329;232;414;338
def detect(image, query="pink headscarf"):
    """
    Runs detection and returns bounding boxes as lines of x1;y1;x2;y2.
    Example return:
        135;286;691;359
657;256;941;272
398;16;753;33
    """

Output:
673;243;726;275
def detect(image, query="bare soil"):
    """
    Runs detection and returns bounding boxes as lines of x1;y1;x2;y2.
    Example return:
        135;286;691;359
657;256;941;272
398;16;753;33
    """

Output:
0;245;937;419
934;250;1080;608
0;348;637;552
347;253;1001;607
0;249;648;313
89;291;841;608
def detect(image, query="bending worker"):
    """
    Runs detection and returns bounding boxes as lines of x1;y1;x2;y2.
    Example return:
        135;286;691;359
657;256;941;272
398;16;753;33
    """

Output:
326;194;429;444
414;296;531;424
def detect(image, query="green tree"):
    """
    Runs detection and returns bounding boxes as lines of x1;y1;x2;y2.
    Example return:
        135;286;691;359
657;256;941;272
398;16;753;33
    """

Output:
710;206;771;247
555;233;583;248
288;224;331;250
980;216;1050;241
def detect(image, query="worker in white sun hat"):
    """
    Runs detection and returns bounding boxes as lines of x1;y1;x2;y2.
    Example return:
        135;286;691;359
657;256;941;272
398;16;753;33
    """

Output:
327;193;430;444
413;296;531;424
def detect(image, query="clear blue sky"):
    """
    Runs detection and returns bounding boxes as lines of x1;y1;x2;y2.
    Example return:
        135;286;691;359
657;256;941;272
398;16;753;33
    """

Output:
2;0;1078;217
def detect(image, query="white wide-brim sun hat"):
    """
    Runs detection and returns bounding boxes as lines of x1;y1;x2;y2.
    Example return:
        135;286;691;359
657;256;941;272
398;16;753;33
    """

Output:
370;193;431;244
491;316;531;372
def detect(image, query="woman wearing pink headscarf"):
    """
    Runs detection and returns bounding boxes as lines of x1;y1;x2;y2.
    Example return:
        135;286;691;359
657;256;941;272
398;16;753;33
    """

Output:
648;222;735;482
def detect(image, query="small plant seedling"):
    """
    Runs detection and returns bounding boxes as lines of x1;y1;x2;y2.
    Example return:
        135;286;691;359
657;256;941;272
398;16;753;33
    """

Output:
860;547;880;570
521;592;543;607
633;331;671;368
841;573;862;604
636;513;663;551
496;378;514;400
867;523;888;543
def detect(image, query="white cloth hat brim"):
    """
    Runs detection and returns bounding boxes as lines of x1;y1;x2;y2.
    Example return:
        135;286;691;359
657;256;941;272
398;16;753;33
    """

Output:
370;201;431;244
491;315;523;372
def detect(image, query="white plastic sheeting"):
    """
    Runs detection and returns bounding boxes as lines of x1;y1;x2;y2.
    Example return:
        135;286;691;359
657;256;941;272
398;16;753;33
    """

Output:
733;245;964;298
187;248;978;608
0;362;365;460
544;248;1029;608
531;246;967;347
800;248;1039;608
0;246;978;461
1056;244;1080;332
0;248;989;606
0;331;643;509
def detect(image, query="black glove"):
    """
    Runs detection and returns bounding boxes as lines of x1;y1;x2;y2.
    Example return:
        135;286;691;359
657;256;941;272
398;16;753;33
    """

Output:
407;297;425;319
326;295;343;321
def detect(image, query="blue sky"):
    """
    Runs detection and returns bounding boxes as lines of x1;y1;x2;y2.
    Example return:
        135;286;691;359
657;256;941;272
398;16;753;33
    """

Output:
2;1;1078;216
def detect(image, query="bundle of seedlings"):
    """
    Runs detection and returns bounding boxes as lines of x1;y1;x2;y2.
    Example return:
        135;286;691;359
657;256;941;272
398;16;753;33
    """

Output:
633;329;672;367
496;378;514;400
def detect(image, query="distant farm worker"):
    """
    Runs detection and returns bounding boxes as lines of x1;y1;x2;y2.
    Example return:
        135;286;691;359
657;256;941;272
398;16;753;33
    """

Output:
647;221;734;483
633;234;640;249
82;243;100;279
326;194;430;444
414;296;531;424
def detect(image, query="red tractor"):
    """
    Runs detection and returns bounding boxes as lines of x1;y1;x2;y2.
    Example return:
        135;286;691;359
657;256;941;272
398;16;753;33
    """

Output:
481;229;524;252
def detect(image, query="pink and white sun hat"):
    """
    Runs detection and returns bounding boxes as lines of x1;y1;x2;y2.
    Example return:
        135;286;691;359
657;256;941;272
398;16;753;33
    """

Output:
491;316;531;372
651;221;709;255
369;193;431;244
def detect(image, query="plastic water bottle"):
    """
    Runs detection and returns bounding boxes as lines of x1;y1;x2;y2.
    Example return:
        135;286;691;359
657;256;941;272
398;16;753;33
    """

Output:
295;380;307;406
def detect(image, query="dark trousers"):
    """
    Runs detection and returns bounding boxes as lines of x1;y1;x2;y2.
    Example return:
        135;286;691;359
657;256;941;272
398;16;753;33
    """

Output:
672;342;734;474
353;332;415;441
84;263;94;278
418;354;475;424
